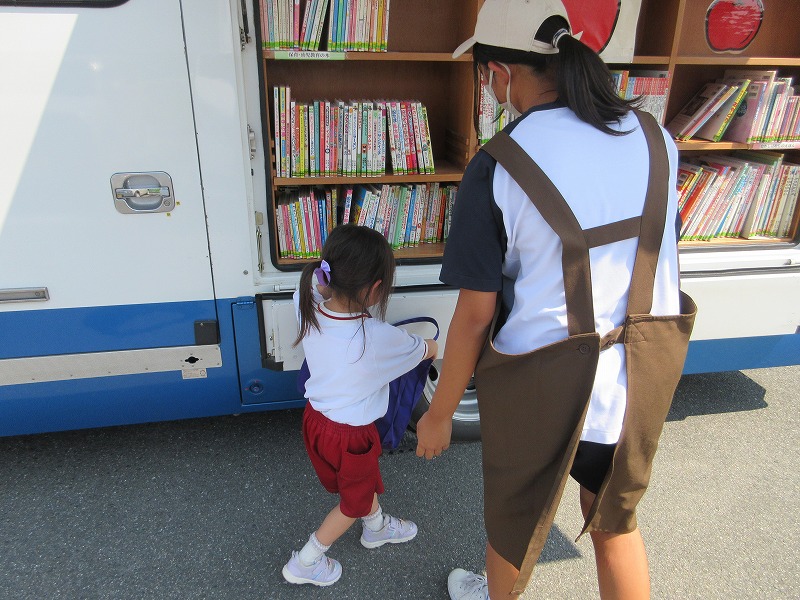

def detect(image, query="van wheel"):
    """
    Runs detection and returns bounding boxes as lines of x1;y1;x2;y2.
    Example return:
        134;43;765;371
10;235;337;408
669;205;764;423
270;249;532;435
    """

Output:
410;360;481;441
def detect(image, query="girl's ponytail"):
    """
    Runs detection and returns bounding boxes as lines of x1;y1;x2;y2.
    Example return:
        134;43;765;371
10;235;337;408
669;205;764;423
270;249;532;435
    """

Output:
553;34;637;136
293;260;322;346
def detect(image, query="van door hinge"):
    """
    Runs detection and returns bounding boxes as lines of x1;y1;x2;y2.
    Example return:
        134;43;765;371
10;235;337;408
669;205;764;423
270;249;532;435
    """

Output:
239;0;251;49
255;211;265;273
248;124;257;159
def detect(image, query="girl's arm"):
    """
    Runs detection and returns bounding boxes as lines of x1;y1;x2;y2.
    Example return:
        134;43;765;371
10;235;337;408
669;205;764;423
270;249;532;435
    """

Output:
416;289;496;460
423;338;438;361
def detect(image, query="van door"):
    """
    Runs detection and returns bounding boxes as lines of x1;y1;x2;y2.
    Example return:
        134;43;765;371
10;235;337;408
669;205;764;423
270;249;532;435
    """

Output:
0;2;217;382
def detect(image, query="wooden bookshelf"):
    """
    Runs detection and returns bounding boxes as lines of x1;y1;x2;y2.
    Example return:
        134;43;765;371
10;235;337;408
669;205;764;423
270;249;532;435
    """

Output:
258;0;476;270
257;0;800;268
660;0;800;248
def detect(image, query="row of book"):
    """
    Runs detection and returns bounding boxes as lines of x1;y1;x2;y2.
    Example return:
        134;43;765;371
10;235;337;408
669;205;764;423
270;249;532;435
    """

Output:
273;86;434;178
678;150;799;241
275;183;457;258
611;70;669;126
260;0;390;52
667;69;800;145
476;69;669;145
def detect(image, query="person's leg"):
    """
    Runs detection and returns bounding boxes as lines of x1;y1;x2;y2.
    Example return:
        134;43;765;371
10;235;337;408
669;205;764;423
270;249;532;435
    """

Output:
580;486;650;600
486;542;521;598
316;502;359;546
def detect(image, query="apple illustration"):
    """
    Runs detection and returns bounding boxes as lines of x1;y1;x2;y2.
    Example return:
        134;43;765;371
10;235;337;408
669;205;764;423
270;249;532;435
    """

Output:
706;0;764;53
561;0;621;54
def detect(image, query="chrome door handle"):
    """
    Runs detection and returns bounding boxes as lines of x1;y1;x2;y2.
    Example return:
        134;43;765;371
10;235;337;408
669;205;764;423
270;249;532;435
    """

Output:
110;172;175;213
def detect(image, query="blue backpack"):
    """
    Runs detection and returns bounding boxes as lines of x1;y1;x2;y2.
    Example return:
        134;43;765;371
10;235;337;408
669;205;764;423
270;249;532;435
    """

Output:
297;316;439;450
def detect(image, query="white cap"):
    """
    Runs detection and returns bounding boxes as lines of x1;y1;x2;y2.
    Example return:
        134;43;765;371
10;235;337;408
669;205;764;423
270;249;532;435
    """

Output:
452;0;573;58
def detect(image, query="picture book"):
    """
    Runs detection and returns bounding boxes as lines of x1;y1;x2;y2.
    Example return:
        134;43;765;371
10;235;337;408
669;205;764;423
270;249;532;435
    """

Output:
666;82;738;141
694;78;750;142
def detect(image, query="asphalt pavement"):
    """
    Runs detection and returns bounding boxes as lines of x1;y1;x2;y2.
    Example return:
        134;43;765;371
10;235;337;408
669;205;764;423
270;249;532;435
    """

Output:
1;366;798;599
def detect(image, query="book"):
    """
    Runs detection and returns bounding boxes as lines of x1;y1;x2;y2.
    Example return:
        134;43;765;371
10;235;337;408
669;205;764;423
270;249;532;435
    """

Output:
777;164;800;236
694;78;750;142
615;69;670;124
722;80;769;143
723;69;778;143
666;82;738;141
734;150;784;238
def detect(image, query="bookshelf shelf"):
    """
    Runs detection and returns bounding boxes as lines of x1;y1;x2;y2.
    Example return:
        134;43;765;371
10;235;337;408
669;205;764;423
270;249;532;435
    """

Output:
263;50;470;62
680;236;796;248
676;141;749;151
273;162;465;186
675;57;800;67
277;242;446;266
677;140;800;152
629;55;672;65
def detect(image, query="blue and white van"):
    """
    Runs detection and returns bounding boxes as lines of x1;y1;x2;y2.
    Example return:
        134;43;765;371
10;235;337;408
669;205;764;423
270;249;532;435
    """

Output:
1;0;798;438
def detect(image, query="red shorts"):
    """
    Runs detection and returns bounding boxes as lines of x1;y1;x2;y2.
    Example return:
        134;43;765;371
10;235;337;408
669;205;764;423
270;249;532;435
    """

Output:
302;403;384;518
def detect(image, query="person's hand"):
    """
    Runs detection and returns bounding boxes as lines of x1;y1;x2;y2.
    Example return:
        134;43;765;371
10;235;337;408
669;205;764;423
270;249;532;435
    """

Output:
415;410;452;460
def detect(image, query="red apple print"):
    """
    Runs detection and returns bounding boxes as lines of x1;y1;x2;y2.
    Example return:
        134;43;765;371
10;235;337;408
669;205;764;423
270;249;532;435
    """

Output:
706;0;764;53
561;0;621;53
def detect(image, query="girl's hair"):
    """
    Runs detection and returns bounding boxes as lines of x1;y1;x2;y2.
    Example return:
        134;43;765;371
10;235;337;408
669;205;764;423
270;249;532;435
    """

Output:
473;15;639;136
294;224;396;346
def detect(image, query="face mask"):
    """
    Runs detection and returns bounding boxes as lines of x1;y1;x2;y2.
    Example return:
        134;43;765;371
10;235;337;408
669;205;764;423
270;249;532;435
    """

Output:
483;63;521;119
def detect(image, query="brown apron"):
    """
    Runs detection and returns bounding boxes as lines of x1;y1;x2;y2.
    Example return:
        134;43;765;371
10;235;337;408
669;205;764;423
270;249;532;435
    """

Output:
478;110;697;594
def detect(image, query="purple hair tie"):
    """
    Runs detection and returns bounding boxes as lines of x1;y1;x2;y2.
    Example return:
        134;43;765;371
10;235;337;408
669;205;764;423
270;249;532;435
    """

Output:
314;260;331;286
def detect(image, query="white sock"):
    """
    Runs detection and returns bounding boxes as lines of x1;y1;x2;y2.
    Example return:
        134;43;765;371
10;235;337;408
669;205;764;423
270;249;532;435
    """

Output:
298;532;329;566
362;506;385;532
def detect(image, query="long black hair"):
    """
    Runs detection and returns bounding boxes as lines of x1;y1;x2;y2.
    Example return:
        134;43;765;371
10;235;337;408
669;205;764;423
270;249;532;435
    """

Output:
294;224;395;346
473;15;639;136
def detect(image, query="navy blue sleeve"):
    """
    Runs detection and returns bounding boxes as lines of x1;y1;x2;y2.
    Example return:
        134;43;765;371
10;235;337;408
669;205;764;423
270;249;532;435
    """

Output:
440;151;506;292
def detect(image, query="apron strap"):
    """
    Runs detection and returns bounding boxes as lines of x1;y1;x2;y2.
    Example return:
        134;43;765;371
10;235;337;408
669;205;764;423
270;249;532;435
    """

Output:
482;133;595;337
583;216;641;248
481;110;671;332
627;110;671;314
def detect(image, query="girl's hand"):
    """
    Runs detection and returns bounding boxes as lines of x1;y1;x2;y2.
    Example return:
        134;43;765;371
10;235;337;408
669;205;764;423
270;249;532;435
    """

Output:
415;410;451;460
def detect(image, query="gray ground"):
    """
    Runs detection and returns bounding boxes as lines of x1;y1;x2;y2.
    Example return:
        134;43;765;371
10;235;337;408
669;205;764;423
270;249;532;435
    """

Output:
1;366;798;599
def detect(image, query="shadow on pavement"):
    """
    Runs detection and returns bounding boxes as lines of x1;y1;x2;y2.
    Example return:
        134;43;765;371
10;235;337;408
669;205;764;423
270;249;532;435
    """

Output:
667;371;767;421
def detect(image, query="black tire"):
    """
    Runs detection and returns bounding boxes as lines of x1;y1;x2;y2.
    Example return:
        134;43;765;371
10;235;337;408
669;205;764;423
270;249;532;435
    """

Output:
409;359;481;441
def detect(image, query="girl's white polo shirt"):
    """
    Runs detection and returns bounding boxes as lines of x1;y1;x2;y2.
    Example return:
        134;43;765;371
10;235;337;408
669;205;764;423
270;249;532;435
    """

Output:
294;288;427;426
441;103;682;444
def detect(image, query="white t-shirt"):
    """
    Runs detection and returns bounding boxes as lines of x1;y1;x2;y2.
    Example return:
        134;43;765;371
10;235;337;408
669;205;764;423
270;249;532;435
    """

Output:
441;103;681;444
293;287;428;426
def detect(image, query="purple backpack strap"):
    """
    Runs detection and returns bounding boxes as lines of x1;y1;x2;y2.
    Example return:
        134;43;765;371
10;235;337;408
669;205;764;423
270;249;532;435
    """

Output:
377;317;439;449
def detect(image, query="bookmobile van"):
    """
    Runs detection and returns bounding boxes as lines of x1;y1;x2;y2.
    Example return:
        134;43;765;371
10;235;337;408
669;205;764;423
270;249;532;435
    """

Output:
2;0;799;438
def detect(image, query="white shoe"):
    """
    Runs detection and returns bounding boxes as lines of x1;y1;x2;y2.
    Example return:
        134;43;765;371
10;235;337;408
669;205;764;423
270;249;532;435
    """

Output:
281;551;342;586
447;568;489;600
360;514;418;548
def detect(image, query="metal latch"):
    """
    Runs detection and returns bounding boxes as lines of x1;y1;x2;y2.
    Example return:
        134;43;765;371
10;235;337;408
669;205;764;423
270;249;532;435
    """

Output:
248;125;257;159
110;172;175;214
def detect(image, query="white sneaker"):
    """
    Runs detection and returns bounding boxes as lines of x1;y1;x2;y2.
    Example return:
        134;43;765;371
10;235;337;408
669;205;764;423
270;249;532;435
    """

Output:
448;568;489;600
281;551;342;586
360;514;418;548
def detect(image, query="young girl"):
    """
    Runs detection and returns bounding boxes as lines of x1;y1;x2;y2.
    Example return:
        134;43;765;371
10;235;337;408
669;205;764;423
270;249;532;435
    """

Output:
283;224;438;587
